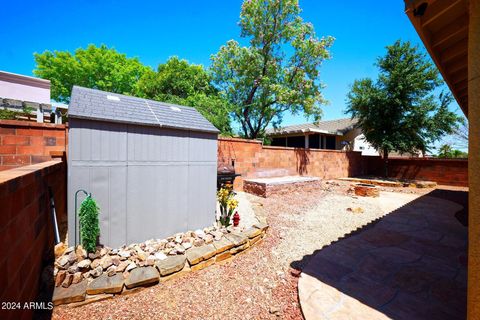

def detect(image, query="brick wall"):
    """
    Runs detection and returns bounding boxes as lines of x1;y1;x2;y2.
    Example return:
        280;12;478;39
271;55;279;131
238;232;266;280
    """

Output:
0;160;67;320
218;137;363;190
362;156;468;187
0;120;67;171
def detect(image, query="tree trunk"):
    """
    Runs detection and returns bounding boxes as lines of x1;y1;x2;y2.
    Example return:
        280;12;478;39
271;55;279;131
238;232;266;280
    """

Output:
383;149;389;178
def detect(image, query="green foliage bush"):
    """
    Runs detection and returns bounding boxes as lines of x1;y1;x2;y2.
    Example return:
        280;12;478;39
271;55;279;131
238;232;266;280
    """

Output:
79;195;100;253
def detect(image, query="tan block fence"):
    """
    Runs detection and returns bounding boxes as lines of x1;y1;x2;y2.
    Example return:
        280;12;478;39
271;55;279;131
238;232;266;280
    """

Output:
0;160;67;319
217;137;468;189
0;120;67;171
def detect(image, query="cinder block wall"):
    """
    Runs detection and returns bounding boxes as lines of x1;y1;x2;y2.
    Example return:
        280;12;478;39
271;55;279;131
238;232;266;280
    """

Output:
0;120;67;171
362;156;468;187
0;160;67;320
218;137;363;190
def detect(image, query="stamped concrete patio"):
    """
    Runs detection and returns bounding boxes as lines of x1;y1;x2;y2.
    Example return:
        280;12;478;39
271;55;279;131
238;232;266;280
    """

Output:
298;188;468;320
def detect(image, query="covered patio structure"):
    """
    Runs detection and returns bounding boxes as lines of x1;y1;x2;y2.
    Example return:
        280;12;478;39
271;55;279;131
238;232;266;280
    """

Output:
403;0;479;318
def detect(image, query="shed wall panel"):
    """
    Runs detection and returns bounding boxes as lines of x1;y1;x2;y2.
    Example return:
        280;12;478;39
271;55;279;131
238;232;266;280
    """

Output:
187;164;217;230
68;118;217;248
127;126;189;162
189;131;219;162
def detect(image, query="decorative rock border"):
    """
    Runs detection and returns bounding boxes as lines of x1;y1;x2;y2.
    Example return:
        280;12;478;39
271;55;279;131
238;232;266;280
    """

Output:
52;222;269;306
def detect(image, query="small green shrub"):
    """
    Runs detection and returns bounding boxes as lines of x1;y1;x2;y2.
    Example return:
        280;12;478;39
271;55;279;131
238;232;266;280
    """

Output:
0;109;19;120
79;195;100;253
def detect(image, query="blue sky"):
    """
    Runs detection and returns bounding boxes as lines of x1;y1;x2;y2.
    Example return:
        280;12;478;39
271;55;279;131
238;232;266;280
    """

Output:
0;0;465;130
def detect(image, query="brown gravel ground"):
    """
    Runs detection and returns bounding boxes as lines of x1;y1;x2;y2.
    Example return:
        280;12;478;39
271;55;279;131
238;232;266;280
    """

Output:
53;184;338;320
53;181;463;320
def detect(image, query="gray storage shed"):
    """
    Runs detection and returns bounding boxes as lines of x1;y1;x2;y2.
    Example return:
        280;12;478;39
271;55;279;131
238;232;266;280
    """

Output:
67;86;219;248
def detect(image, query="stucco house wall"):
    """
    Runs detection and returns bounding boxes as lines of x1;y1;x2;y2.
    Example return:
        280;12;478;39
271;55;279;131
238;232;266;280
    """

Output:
0;71;50;104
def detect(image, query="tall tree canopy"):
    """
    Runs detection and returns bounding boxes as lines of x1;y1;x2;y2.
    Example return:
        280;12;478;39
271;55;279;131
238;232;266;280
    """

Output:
136;57;232;134
136;56;216;101
346;40;461;176
211;0;333;139
34;46;232;134
34;44;148;103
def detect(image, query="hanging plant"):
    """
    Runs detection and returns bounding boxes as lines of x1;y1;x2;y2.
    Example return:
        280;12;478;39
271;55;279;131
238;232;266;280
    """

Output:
78;195;100;253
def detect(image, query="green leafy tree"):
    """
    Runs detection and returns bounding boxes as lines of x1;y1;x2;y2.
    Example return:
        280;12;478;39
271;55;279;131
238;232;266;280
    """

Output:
136;57;232;134
346;40;461;176
79;195;100;253
34;44;148;103
437;143;468;158
437;144;453;158
136;56;215;100
34;47;232;134
211;0;333;138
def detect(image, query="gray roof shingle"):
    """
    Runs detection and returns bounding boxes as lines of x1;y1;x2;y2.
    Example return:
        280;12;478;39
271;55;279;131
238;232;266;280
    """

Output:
68;86;219;133
265;118;358;136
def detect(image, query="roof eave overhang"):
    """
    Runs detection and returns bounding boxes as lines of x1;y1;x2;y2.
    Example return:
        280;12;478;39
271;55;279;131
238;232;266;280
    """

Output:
404;0;469;117
267;128;343;137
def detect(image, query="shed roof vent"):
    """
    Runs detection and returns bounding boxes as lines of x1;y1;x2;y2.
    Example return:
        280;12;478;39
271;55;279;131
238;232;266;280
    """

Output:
107;95;120;101
170;106;181;112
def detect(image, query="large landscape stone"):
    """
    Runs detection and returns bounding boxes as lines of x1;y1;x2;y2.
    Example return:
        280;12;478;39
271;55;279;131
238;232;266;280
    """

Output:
212;237;234;254
125;266;159;289
156;254;186;276
243;227;262;239
191;257;215;272
253;222;269;232
186;244;216;265
52;281;87;306
216;250;232;262
225;232;248;246
87;274;124;295
250;234;263;246
230;241;250;254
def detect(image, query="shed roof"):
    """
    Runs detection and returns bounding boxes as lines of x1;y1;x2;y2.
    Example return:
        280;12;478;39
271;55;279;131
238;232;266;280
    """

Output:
68;86;219;133
266;118;358;136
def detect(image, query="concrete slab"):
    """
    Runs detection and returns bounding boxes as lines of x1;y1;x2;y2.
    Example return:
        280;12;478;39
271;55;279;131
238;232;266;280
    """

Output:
245;176;320;185
243;176;321;197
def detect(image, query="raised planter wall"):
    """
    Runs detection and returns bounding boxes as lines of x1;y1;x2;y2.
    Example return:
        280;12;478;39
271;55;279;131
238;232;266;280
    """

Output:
0;160;67;320
218;137;364;190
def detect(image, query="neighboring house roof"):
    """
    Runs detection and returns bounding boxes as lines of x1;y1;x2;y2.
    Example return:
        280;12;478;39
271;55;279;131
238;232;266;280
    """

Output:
68;86;219;133
266;118;358;136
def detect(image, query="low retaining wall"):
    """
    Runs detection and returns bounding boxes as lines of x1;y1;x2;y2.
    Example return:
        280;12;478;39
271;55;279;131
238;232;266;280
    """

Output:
0;160;67;319
0;120;67;171
52;223;269;306
218;137;363;190
362;157;468;187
